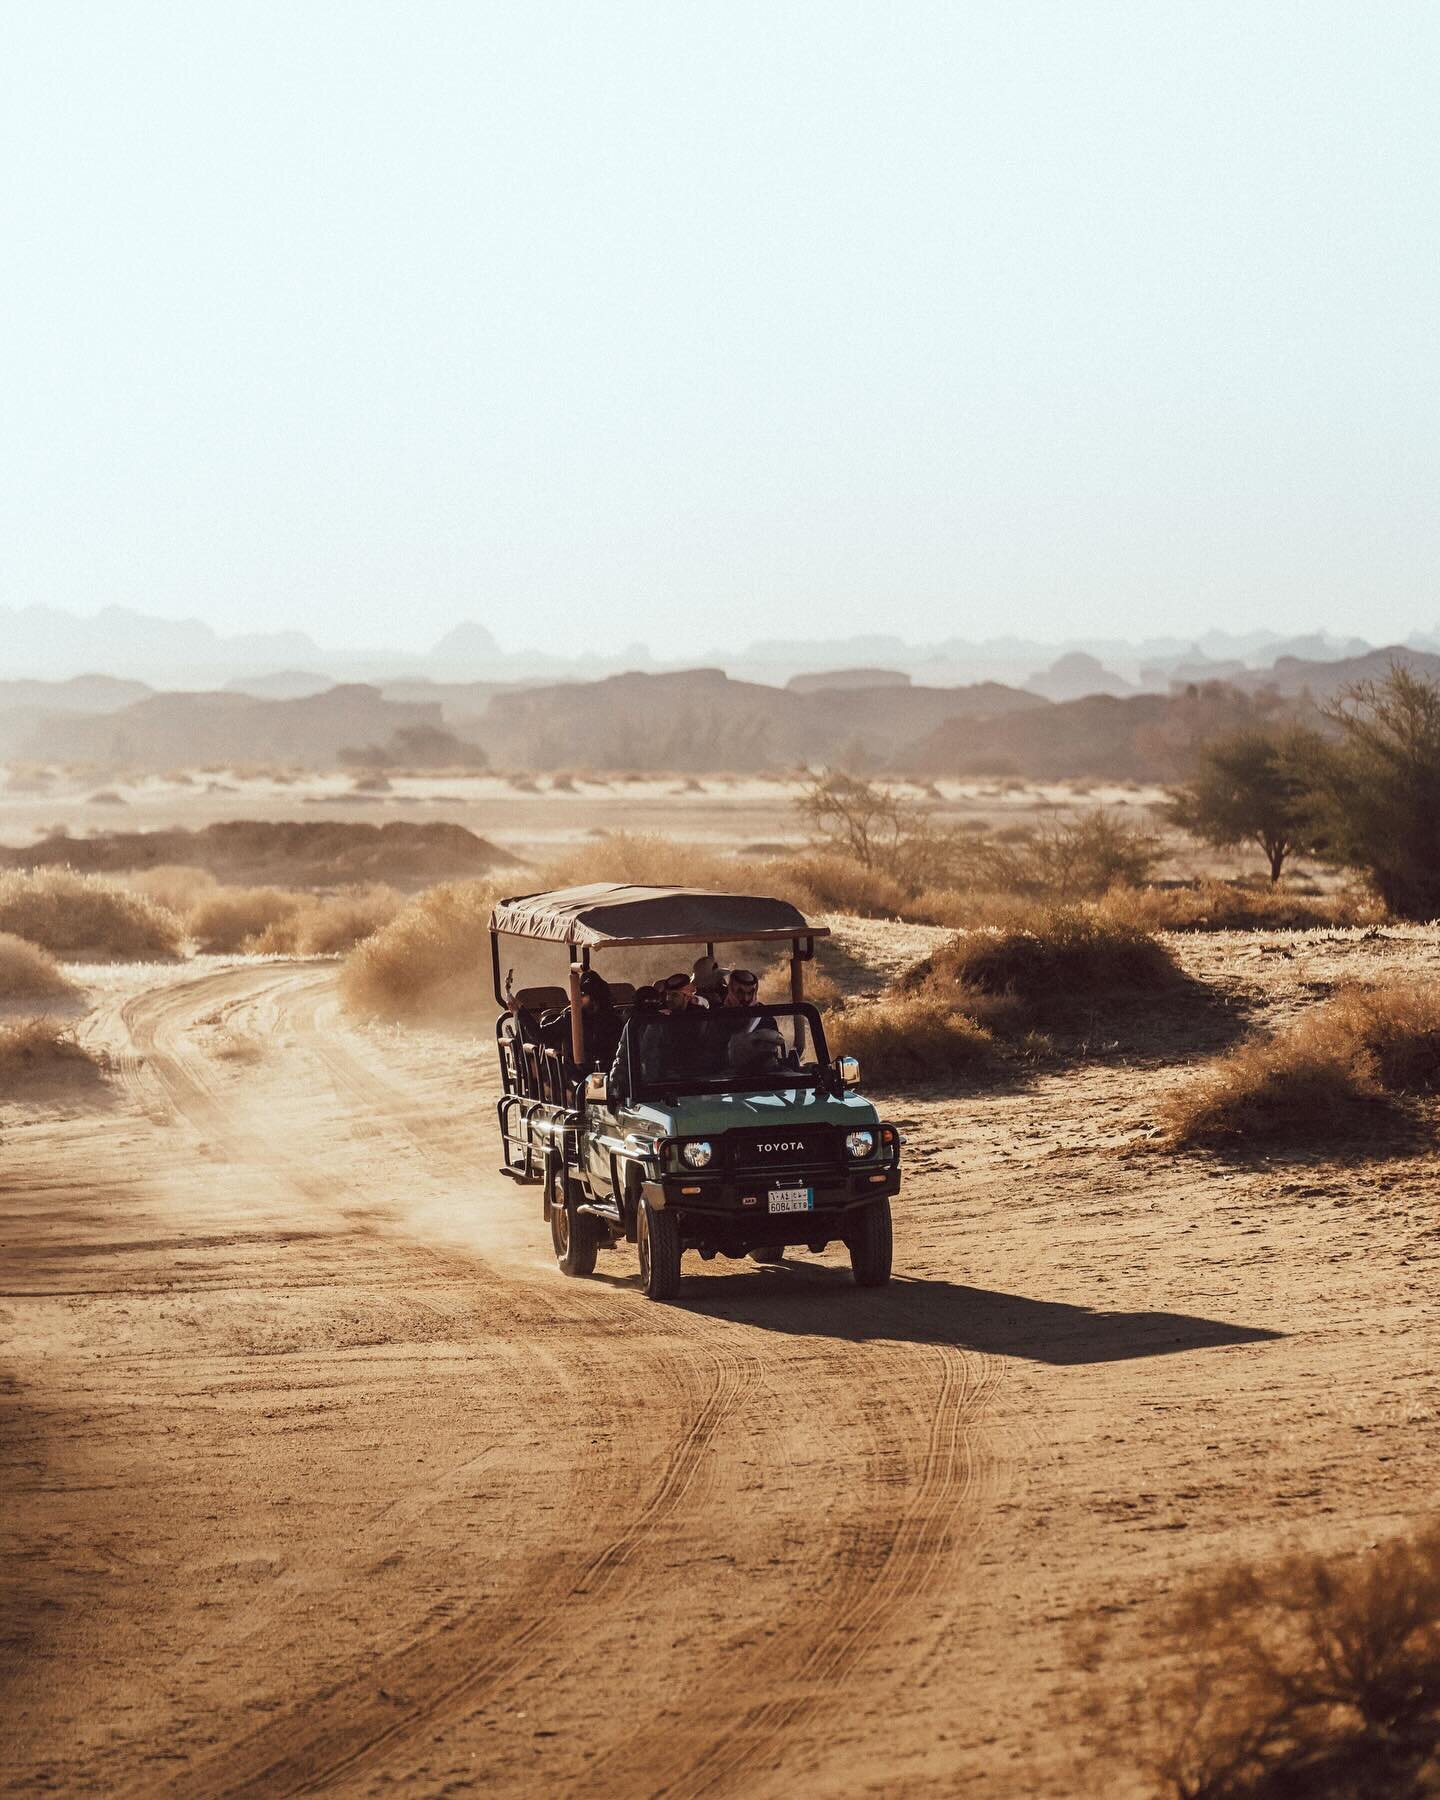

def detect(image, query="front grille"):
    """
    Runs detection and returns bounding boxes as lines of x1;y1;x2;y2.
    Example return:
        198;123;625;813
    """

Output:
728;1125;842;1173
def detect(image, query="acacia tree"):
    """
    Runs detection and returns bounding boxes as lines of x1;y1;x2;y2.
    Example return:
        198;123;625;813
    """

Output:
794;770;926;868
1167;725;1324;883
1312;664;1440;918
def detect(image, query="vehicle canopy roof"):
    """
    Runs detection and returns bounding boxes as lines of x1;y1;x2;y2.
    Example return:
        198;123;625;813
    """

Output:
489;883;825;950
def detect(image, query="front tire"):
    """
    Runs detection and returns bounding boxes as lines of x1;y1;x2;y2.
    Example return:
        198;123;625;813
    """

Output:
749;1246;786;1264
548;1159;598;1277
637;1199;682;1301
847;1197;892;1287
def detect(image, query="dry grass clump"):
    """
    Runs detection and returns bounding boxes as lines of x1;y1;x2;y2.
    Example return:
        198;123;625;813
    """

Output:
827;994;993;1082
0;1016;107;1084
759;852;909;919
0;869;183;961
540;832;739;891
187;886;306;954
340;880;501;1023
1161;981;1440;1147
0;932;80;1002
1086;1522;1440;1799
127;864;221;916
911;908;1181;1008
1102;881;1382;933
187;883;404;956
287;886;404;955
907;887;1050;931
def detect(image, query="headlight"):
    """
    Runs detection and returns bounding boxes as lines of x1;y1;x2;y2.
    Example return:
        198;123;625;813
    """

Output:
845;1130;876;1159
681;1140;713;1169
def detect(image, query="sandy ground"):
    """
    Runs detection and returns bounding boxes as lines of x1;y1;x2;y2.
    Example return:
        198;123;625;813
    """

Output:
0;769;1185;870
3;930;1438;1797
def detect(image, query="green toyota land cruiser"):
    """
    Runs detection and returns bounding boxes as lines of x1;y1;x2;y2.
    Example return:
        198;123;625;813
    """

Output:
492;884;901;1300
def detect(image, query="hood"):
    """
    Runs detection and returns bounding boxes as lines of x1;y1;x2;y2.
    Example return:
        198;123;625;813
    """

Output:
622;1087;880;1138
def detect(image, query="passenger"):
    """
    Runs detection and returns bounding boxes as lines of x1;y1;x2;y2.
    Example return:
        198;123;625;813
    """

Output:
574;970;623;1069
691;955;727;1007
721;967;760;1008
659;970;707;1011
533;970;622;1077
610;984;664;1097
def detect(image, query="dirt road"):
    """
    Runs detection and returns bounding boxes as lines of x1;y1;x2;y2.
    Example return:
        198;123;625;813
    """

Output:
5;947;1437;1796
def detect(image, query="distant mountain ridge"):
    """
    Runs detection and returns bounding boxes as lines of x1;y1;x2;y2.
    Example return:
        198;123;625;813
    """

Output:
4;603;1435;689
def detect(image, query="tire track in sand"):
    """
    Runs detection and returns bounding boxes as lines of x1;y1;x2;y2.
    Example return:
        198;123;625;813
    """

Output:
102;963;771;1797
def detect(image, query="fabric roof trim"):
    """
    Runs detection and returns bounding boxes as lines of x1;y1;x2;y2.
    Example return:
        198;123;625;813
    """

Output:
490;883;817;947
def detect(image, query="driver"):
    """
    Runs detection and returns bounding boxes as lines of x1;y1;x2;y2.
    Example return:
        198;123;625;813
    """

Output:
727;1025;788;1078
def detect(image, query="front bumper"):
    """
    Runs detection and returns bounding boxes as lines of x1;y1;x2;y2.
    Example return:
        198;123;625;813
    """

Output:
642;1164;900;1241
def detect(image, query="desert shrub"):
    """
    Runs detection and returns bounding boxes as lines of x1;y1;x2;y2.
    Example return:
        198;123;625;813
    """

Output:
906;887;1050;931
0;1016;107;1083
187;887;306;954
0;869;183;961
793;769;929;868
1159;980;1440;1147
127;864;220;916
0;933;79;1002
540;832;739;891
340;879;501;1023
1101;881;1382;933
827;994;993;1083
292;886;404;955
911;908;1181;1006
1159;1030;1378;1147
760;852;909;918
932;810;1161;900
1311;664;1440;919
756;951;843;1007
1089;1522;1440;1799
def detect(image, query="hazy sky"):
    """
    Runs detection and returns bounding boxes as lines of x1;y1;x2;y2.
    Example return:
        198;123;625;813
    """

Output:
3;2;1437;654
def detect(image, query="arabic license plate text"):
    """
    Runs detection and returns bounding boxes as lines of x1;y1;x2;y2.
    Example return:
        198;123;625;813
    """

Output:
769;1186;813;1214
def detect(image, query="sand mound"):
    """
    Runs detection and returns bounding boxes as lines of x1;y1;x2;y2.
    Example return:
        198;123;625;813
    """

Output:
3;820;510;890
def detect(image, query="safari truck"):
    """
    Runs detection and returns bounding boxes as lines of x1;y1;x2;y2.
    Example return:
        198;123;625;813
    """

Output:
491;884;901;1300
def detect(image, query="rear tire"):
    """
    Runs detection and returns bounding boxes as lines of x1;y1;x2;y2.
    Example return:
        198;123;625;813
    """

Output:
749;1246;786;1264
847;1197;892;1288
638;1199;682;1301
548;1158;598;1278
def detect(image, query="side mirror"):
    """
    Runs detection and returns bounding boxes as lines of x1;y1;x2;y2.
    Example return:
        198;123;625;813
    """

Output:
584;1070;608;1104
836;1054;860;1088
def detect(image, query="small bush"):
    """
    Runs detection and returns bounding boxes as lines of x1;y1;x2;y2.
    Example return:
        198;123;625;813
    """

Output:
290;886;404;956
0;933;79;1002
760;852;909;918
0;869;183;961
1160;980;1440;1147
128;864;220;916
540;832;739;891
1102;881;1381;933
1089;1522;1440;1799
0;1016;107;1083
187;887;306;954
340;879;501;1023
828;994;993;1083
912;908;1181;1007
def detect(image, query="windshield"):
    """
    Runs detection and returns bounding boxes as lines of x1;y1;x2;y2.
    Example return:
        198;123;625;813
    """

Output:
618;1003;830;1100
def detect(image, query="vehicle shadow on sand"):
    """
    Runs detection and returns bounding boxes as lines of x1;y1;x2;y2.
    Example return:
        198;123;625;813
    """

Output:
659;1266;1283;1364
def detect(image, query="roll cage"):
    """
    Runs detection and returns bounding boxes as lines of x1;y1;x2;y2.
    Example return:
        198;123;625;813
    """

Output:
489;882;829;1094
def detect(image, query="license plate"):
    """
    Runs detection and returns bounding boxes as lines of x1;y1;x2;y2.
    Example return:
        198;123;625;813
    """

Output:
769;1186;813;1214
